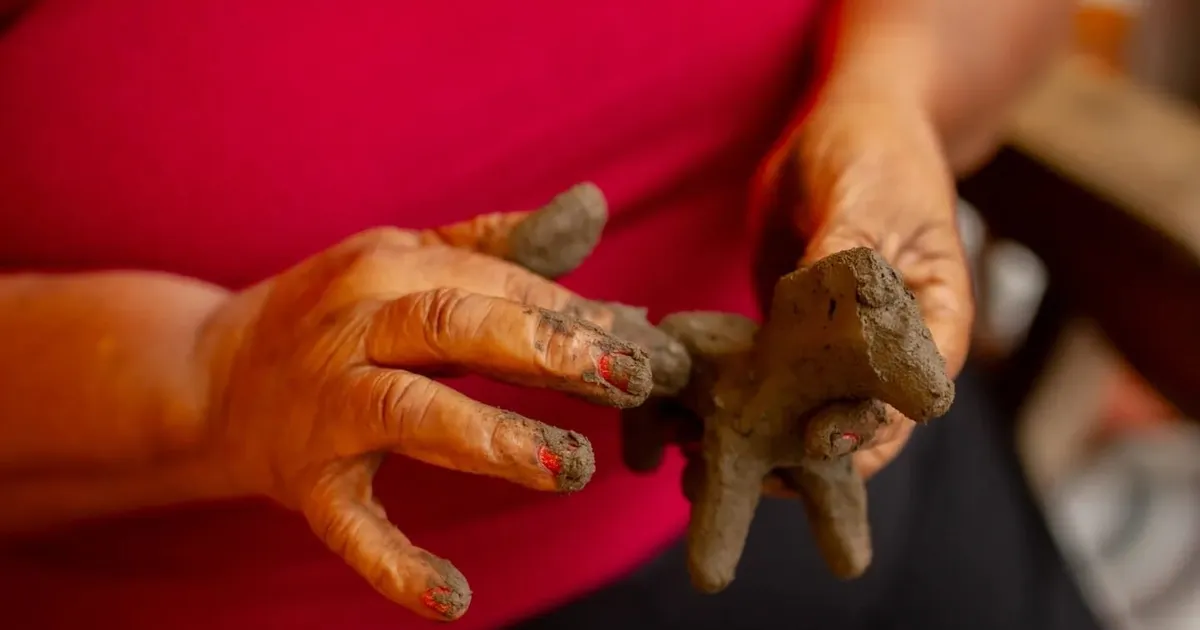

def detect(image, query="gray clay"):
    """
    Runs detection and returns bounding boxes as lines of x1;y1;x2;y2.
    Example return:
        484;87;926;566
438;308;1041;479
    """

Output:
624;247;955;593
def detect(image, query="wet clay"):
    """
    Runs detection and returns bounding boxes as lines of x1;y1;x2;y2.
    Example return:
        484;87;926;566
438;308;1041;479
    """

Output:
600;301;692;397
421;553;473;619
492;410;598;493
508;183;691;399
538;424;596;493
623;247;955;593
532;306;655;408
505;182;608;279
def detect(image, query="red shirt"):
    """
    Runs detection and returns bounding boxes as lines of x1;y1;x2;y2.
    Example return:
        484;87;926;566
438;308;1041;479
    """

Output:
0;1;832;627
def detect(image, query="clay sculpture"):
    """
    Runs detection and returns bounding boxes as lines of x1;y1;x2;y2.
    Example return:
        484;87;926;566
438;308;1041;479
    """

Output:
621;247;956;593
499;184;954;592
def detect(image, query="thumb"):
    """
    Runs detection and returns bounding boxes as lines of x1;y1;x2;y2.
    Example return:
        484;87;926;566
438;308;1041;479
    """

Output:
302;456;472;621
422;182;608;278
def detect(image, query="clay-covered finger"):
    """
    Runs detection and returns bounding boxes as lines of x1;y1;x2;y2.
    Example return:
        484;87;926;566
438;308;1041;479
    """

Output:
302;457;472;621
349;368;595;492
421;182;608;279
778;460;873;580
802;400;889;460
600;301;693;396
367;288;652;407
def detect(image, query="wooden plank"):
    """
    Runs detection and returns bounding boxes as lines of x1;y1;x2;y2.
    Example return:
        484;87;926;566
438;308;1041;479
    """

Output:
1008;56;1200;254
960;56;1200;421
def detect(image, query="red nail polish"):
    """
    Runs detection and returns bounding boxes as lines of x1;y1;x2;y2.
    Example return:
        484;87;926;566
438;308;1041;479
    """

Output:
832;432;860;455
597;352;631;392
421;586;453;616
538;445;563;475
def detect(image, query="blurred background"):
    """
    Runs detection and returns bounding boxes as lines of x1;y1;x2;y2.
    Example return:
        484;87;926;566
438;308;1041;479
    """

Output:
961;1;1200;628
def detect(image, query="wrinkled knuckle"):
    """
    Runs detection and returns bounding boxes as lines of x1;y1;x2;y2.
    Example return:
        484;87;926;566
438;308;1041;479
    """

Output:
370;372;426;439
330;226;409;258
502;270;537;305
503;269;561;309
418;287;475;334
301;498;354;555
358;226;415;248
336;228;417;272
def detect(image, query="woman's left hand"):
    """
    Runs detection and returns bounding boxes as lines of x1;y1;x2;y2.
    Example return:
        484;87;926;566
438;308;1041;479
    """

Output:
779;89;975;480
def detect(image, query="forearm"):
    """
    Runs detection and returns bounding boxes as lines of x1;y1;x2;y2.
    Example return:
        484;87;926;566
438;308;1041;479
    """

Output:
0;272;232;531
826;0;1076;173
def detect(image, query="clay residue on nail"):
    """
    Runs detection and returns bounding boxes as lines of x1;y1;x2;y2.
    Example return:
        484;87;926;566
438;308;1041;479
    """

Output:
531;303;652;408
562;296;693;397
539;427;596;493
588;347;653;405
506;182;608;279
603;301;693;396
420;554;473;620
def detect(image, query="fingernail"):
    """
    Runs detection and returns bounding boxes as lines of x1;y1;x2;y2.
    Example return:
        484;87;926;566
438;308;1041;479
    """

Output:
417;560;471;620
421;585;469;619
537;445;562;475
597;352;651;397
830;432;861;457
538;429;596;493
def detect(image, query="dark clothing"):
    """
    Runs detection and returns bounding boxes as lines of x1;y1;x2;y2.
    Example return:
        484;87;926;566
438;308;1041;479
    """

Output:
515;371;1103;630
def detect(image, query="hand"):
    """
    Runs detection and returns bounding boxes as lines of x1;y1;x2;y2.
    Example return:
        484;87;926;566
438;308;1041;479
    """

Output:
771;91;974;480
193;186;652;621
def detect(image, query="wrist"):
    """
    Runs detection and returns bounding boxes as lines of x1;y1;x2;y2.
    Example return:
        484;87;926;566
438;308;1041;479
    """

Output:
821;0;1003;174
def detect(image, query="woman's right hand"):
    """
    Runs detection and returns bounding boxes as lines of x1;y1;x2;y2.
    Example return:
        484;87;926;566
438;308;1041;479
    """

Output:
192;185;651;621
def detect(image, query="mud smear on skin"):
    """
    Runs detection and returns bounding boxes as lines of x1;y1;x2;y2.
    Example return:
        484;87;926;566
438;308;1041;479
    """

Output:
563;298;692;399
541;307;655;405
490;410;597;494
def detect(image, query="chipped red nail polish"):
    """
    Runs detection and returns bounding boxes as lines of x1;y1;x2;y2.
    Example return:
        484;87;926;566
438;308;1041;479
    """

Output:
421;586;453;616
537;445;563;475
831;432;861;456
597;352;632;392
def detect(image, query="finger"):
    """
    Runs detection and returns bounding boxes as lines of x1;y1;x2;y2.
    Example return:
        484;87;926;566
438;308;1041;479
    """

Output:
602;302;693;397
909;264;973;379
403;245;582;310
802;400;889;460
400;245;620;332
851;418;914;479
346;368;595;493
375;246;691;399
756;401;891;496
302;456;472;621
366;288;652;407
421;182;608;279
